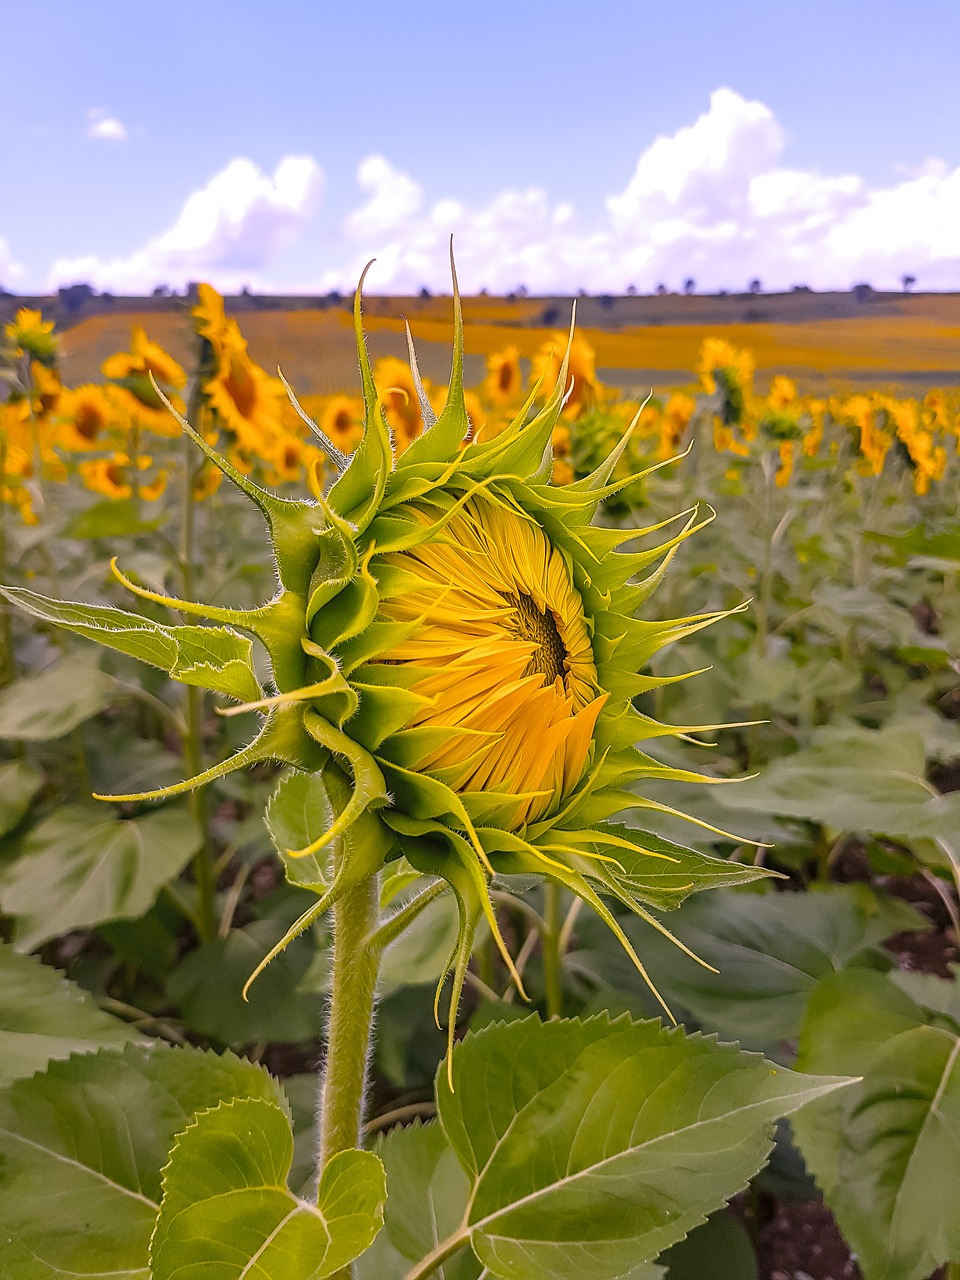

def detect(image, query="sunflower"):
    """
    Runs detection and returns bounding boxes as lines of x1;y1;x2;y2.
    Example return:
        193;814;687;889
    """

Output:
192;290;286;455
318;395;364;454
102;326;187;397
58;384;122;451
4;308;58;365
5;256;764;1063
531;330;598;418
483;346;523;407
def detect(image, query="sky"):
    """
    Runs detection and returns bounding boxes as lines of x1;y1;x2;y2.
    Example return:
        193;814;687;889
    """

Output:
3;0;960;296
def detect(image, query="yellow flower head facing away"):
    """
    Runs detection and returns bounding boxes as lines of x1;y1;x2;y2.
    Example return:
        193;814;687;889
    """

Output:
3;255;772;1068
4;308;58;365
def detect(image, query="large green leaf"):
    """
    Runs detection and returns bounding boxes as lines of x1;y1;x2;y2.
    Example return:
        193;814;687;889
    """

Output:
0;804;202;950
716;725;960;843
793;968;960;1280
0;587;262;703
431;1014;848;1280
151;1096;385;1280
0;759;43;836
370;1121;480;1280
0;661;117;740
0;1043;285;1278
574;884;923;1050
0;944;136;1085
167;918;325;1045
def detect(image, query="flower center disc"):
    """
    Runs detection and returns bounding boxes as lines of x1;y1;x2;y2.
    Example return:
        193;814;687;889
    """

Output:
374;495;606;828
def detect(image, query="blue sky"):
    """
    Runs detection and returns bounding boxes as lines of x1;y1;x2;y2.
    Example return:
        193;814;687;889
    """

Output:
4;0;960;294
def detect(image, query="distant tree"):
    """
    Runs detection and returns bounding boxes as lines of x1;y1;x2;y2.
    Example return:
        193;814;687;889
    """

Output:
419;286;431;299
748;278;762;294
655;283;668;296
901;273;916;292
598;294;614;311
852;283;874;302
516;284;529;298
791;284;812;293
152;284;171;298
626;284;637;296
58;283;96;314
683;278;695;295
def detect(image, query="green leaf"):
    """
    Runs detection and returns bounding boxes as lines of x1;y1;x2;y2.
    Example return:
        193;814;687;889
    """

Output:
435;1013;849;1280
717;725;960;843
0;1042;285;1278
64;496;166;539
0;758;43;835
266;769;333;889
0;804;202;950
167;918;326;1045
0;587;262;703
371;1121;480;1280
793;968;960;1280
574;823;777;912
379;892;462;995
580;884;923;1050
0;661;117;740
0;944;136;1085
151;1097;386;1280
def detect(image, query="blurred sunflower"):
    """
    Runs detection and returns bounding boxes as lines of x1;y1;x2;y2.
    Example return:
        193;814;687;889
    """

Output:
531;330;598;418
483;345;523;407
4;309;58;365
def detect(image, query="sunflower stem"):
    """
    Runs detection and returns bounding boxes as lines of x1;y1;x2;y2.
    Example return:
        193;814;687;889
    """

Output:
542;882;565;1019
180;376;217;945
318;853;381;1245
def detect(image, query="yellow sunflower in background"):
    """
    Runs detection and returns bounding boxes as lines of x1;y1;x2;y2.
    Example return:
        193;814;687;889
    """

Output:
192;284;286;455
58;384;123;451
483;345;523;407
4;309;58;365
317;395;364;455
531;329;598;418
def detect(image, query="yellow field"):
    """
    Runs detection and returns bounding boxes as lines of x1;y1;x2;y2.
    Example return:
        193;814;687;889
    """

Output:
55;292;960;397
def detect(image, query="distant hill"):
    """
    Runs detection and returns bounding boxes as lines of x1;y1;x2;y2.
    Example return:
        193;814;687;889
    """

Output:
4;288;958;395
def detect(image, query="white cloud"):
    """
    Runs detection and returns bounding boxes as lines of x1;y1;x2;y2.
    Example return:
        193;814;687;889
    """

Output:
317;87;960;294
86;108;128;143
0;235;25;287
40;90;960;295
49;155;325;292
345;156;423;239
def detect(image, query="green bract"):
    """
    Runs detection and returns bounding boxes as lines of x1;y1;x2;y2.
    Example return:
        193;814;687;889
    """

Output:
2;254;772;1057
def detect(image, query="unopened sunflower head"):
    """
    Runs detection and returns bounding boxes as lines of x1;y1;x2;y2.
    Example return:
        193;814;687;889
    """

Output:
2;249;772;1064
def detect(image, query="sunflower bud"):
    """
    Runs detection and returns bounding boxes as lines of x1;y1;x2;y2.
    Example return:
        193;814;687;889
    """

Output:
2;249;769;1063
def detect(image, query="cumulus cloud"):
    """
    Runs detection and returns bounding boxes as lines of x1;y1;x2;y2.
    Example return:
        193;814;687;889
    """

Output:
36;90;960;294
0;235;25;288
320;87;960;294
86;108;128;143
49;155;325;292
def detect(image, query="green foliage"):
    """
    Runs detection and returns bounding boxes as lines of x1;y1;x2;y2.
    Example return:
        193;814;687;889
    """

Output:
0;1043;285;1277
0;758;43;835
152;1097;386;1279
426;1014;847;1280
575;884;925;1050
793;968;960;1280
0;661;117;741
0;944;136;1084
0;804;201;950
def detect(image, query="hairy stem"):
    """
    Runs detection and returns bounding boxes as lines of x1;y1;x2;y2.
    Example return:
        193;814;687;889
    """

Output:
542;881;565;1019
318;859;381;1166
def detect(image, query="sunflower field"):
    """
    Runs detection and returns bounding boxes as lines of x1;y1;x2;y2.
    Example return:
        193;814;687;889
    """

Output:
0;279;958;1280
